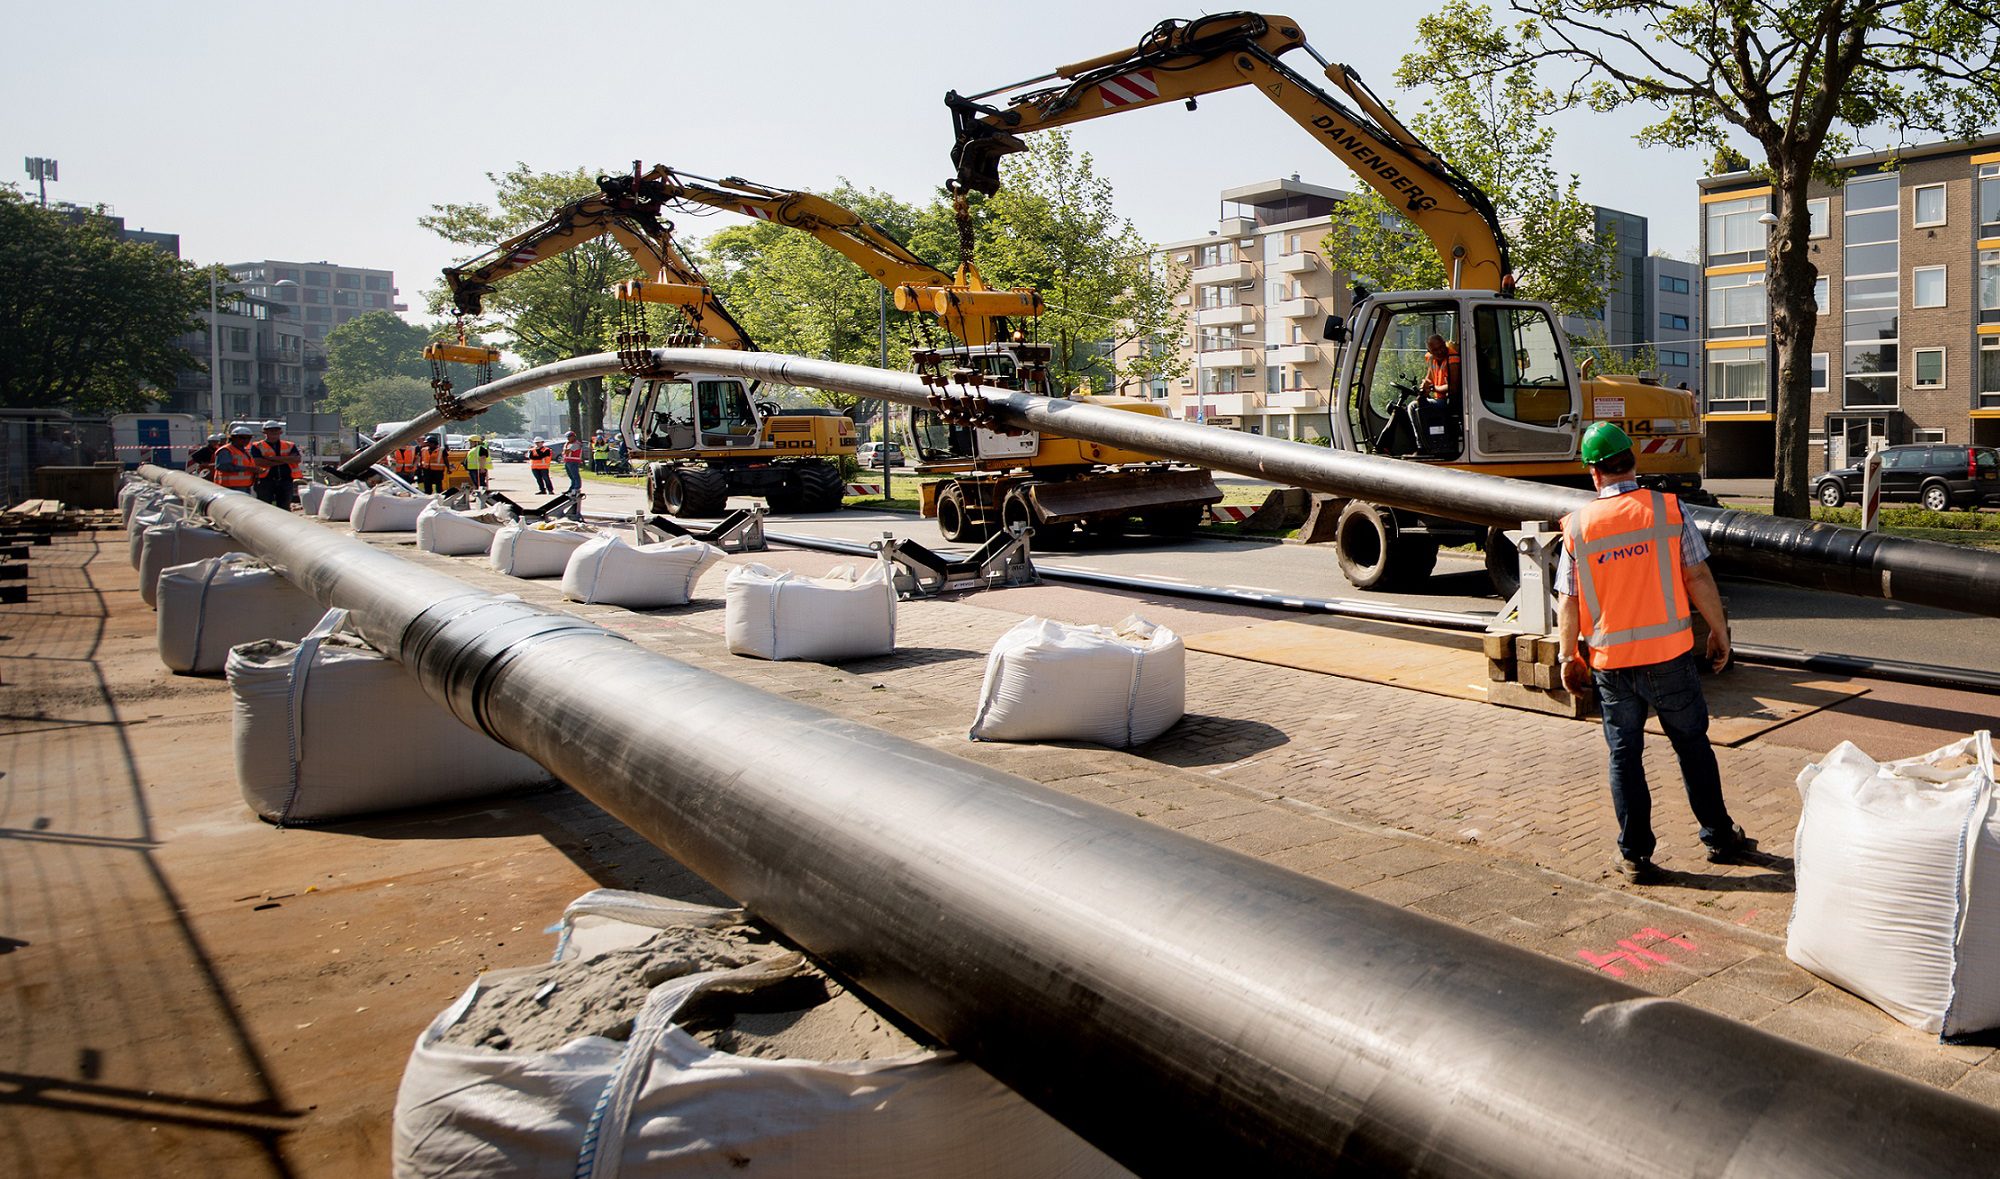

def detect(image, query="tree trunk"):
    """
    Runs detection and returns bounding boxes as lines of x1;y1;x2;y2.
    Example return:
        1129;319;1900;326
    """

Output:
565;380;583;440
584;376;605;437
1767;169;1822;520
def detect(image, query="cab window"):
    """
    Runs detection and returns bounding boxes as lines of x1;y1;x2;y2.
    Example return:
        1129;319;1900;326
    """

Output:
1352;306;1457;453
645;380;696;450
696;380;756;442
1470;307;1570;426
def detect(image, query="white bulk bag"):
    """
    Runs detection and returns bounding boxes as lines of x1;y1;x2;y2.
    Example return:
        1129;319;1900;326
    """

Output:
298;481;330;516
119;481;161;524
393;891;1128;1179
417;501;508;556
490;523;595;578
156;554;324;674
316;483;362;522
127;504;186;568
561;534;725;608
226;618;549;824
970;616;1185;747
724;560;897;662
138;522;240;608
1788;732;2000;1037
351;488;432;532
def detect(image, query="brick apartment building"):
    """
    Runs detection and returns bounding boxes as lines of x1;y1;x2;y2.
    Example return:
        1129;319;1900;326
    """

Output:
1699;134;2000;477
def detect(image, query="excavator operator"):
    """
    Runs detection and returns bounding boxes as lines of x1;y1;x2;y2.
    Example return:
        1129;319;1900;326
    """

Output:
1415;334;1464;460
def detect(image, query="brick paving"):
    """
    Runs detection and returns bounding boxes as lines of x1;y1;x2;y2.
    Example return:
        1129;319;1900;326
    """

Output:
243;512;2000;1104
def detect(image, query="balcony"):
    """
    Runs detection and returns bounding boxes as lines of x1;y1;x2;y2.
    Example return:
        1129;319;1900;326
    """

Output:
1267;388;1325;409
1274;251;1320;275
1195;348;1262;370
1190;260;1258;285
1198;392;1266;416
1277;297;1321;319
1194;304;1257;327
1273;343;1322;365
1219;216;1256;238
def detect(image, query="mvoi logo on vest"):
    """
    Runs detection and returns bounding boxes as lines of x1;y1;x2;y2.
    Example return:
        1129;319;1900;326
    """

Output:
1595;542;1654;565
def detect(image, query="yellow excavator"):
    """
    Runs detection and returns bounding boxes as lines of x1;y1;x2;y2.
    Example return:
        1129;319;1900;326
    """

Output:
615;164;1222;544
947;11;1708;587
439;180;854;516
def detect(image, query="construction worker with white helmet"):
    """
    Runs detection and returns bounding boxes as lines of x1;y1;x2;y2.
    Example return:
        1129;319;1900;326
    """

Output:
1557;421;1754;883
211;424;258;490
249;419;303;509
526;436;555;495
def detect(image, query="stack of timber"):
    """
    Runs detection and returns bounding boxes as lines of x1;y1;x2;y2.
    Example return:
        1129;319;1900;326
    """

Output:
1482;631;1593;719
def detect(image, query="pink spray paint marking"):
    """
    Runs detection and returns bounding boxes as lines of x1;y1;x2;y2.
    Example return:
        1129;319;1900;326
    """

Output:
1576;927;1699;978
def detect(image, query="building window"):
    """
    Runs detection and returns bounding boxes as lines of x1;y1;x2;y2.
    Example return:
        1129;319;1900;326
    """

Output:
366;275;390;292
1814;276;1830;313
1844;174;1900;278
1980;336;2000;408
1807;197;1830;239
1706;271;1765;337
1198;368;1237;394
227;326;249;352
333;290;357;307
306;306;330;323
1705;347;1767;413
1979;163;2000;239
1705;194;1769;265
1266;366;1282;393
1658;274;1690;295
303;287;327;305
1197;285;1237;309
368;293;388;308
1196;327;1234;351
1912;265;1947;309
1914;347;1945;388
1913;427;1948;443
1660;313;1690;331
1913;183;1947;228
1981;249;2000;325
1661;349;1691;367
275;266;300;282
337;272;361;289
1811;352;1829;394
230;360;250;386
1197;242;1234;267
1843;175;1900;410
304;270;330;286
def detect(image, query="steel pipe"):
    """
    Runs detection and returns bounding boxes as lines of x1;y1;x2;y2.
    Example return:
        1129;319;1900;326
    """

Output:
138;464;2000;1176
348;349;2000;618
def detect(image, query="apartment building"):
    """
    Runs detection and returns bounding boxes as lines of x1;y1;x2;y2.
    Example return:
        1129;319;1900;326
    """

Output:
1116;177;1352;442
230;259;406;345
166;293;316;422
1648;255;1701;391
1698;134;2000;477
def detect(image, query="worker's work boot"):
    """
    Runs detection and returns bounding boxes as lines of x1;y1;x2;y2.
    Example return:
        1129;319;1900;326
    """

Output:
1611;852;1662;884
1704;824;1759;864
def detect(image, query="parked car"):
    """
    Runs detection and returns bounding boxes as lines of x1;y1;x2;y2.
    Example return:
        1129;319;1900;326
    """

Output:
491;436;532;462
856;441;905;468
1815;443;2000;511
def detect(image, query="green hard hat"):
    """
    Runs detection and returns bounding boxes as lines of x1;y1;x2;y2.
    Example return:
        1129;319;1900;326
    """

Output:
1580;421;1634;466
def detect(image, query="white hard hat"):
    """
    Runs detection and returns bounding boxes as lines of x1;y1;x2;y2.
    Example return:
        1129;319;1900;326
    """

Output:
262;419;283;430
228;423;253;436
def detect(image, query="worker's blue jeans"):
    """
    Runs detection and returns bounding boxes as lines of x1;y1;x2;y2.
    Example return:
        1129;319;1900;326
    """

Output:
1592;649;1733;862
565;461;582;493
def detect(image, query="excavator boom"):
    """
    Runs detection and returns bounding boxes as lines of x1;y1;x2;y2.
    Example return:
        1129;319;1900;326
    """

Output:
946;11;1512;292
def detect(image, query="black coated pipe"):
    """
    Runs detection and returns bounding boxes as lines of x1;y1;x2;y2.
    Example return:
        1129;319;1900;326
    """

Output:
139;464;2000;1177
355;349;2000;619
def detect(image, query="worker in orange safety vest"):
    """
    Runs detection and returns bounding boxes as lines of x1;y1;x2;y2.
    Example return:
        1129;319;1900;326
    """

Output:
415;435;447;495
1557;422;1755;884
249;420;303;510
526;437;555;495
210;425;259;489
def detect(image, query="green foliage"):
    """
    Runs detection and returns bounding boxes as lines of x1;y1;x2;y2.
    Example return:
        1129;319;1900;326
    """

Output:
1568;323;1659;377
324;311;432;398
1317;24;1615;319
322;375;434;432
0;186;212;413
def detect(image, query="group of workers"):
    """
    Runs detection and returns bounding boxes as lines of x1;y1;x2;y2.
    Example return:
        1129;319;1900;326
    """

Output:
188;421;303;509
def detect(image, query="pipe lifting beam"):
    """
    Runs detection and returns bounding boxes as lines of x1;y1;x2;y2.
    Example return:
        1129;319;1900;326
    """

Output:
339;349;2000;619
138;463;2000;1177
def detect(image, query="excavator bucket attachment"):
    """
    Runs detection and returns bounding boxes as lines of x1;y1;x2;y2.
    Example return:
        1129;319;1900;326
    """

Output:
1027;466;1222;524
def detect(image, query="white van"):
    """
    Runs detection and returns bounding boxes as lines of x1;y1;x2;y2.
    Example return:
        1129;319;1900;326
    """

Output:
111;413;204;468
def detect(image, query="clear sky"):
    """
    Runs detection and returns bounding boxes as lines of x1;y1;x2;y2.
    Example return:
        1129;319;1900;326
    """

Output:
4;0;1712;319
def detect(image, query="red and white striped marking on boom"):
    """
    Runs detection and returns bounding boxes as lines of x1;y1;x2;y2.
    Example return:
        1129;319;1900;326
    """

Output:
740;206;774;221
1637;437;1686;455
1099;70;1160;107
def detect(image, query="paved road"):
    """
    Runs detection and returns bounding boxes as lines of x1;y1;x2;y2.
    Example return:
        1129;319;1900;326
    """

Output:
491;464;2000;673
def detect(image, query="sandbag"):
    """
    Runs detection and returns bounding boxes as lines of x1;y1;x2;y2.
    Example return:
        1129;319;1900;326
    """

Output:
299;482;330;516
351;488;432;532
724;560;896;662
138;522;239;608
561;534;725;608
490;522;596;578
1788;732;2000;1037
969;616;1184;747
393;890;1128;1179
226;621;549;824
316;483;362;522
127;503;186;567
417;501;508;556
156;553;323;674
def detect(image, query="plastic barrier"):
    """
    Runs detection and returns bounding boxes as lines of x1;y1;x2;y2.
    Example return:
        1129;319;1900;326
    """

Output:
350;488;432;533
226;617;550;824
156;553;324;674
489;523;595;578
969;616;1185;747
416;501;508;556
138;522;239;608
560;534;725;607
393;890;1128;1179
724;560;897;661
1789;732;2000;1037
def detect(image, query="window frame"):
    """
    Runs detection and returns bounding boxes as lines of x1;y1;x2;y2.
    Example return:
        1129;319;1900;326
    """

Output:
1810;352;1830;394
1705;271;1767;337
1912;265;1948;309
1704;194;1770;265
1807;197;1831;239
1814;276;1830;314
1913;346;1946;389
1704;346;1769;414
1660;312;1690;331
1912;183;1947;228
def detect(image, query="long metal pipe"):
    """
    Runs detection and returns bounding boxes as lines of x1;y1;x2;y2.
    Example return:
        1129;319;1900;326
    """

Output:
346;349;2000;619
139;464;2000;1176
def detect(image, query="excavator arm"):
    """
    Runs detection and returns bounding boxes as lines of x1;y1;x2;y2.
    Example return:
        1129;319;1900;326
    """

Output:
611;165;1041;347
439;192;756;350
945;11;1513;292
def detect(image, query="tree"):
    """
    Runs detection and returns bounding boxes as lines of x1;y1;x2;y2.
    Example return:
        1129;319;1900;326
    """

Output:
0;187;213;413
322;375;433;433
322;310;525;436
421;165;639;438
926;133;1191;392
1407;0;2000;518
1318;32;1615;320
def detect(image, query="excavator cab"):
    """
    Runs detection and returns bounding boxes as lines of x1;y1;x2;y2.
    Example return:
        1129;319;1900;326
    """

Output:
1337;294;1581;467
907;342;1054;465
617;375;764;454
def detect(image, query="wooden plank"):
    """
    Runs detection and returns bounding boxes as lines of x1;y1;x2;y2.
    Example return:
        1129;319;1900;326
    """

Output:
1488;680;1591;719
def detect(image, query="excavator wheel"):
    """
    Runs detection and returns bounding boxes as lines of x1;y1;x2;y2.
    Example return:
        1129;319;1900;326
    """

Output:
1142;505;1204;536
1483;526;1521;599
662;464;729;518
936;482;982;543
793;460;847;513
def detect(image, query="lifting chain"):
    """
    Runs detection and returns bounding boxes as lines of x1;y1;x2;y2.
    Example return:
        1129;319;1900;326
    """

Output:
429;318;492;421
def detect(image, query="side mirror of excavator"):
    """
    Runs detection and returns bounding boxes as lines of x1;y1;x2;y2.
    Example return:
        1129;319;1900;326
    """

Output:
1323;315;1348;343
